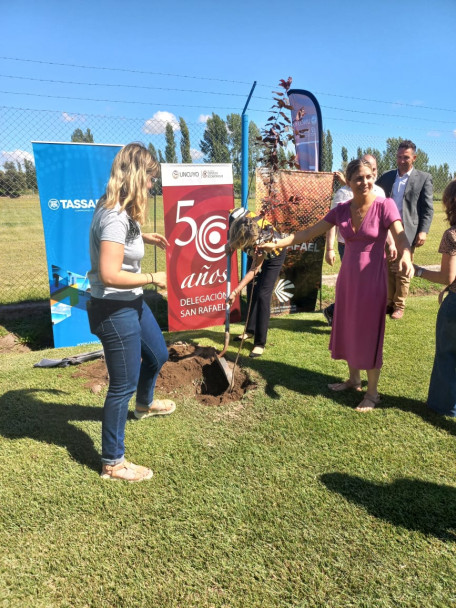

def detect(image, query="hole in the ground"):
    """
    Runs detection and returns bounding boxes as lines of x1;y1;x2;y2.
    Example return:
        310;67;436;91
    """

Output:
73;341;256;406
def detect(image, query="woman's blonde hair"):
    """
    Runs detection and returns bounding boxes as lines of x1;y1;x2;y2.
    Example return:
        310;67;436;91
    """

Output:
228;214;259;250
99;142;160;224
443;179;456;227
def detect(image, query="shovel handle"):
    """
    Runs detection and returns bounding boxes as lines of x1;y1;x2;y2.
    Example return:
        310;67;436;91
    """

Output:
225;254;231;332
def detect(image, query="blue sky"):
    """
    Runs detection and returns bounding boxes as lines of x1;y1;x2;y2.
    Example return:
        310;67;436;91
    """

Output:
2;0;456;169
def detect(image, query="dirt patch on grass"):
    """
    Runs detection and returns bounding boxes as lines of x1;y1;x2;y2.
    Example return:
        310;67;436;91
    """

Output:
0;333;31;354
72;342;255;406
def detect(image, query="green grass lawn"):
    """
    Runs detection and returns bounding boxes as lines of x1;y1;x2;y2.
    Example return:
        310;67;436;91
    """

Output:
1;295;456;607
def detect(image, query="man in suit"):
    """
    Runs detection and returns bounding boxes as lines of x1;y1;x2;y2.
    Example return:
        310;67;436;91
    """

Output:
377;140;434;319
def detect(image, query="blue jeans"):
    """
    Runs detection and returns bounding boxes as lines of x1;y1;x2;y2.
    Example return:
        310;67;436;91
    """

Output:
427;290;456;417
89;297;169;464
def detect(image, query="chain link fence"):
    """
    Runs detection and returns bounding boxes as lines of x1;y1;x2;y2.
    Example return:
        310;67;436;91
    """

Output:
1;105;456;306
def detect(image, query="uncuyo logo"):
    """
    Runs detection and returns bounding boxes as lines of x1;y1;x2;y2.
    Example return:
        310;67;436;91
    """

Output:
48;198;60;210
172;170;179;179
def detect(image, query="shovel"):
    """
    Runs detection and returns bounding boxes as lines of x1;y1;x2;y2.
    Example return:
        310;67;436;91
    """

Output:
215;253;233;387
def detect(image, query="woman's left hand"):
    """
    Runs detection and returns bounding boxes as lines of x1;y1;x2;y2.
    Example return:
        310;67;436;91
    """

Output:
151;271;167;289
143;233;169;250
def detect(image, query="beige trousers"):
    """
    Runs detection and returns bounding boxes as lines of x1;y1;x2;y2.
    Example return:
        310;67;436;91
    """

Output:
386;249;415;311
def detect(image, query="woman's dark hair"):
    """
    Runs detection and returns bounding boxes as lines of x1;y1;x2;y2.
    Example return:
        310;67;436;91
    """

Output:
443;179;456;226
345;158;373;182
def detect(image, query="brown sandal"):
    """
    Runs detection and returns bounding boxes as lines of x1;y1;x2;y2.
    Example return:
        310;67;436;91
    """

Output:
101;460;153;482
328;379;362;392
355;393;381;412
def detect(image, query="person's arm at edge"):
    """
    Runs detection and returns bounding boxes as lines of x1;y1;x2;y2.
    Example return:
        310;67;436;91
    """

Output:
414;253;456;286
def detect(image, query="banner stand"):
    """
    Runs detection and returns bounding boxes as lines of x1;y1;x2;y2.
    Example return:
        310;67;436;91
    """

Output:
161;163;241;332
33;141;121;348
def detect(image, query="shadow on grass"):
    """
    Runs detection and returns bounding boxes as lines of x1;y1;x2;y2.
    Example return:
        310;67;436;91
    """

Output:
321;472;456;541
267;313;330;336
0;292;168;349
0;388;101;471
170;324;456;440
0;300;53;350
375;392;456;439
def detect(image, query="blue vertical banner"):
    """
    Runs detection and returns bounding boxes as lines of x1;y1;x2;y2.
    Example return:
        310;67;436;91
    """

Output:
32;142;122;348
287;89;323;171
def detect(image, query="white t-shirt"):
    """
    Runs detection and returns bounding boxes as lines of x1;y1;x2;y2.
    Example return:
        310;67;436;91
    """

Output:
330;184;386;244
88;202;144;300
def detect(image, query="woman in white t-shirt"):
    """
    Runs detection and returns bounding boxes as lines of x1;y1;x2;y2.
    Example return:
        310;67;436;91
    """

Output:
87;143;175;482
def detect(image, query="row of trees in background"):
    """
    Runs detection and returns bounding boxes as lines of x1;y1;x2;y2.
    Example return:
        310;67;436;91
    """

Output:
354;137;454;193
1;121;455;197
320;133;454;194
145;113;261;196
0;128;94;196
0;159;37;197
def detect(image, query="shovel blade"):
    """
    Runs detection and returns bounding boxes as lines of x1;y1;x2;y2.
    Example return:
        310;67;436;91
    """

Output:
215;355;233;389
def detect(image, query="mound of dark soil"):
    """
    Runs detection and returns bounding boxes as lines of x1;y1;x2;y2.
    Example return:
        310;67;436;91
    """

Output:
73;342;255;406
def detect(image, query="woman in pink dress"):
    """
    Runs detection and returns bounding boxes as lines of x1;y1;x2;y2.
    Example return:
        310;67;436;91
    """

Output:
259;158;413;411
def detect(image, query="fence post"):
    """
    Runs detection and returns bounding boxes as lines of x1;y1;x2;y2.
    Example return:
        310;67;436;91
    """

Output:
241;81;256;278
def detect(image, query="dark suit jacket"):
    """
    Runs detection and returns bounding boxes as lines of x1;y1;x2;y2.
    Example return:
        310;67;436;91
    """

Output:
376;168;434;246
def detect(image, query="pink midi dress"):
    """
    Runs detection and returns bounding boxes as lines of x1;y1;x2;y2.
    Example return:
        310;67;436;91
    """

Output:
324;197;401;370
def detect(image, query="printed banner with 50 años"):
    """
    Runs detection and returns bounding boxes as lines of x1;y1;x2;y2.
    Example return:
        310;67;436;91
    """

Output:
162;164;241;332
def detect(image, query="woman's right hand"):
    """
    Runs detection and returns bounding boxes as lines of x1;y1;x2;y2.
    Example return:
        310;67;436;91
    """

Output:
334;170;346;185
387;243;398;261
257;241;279;253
